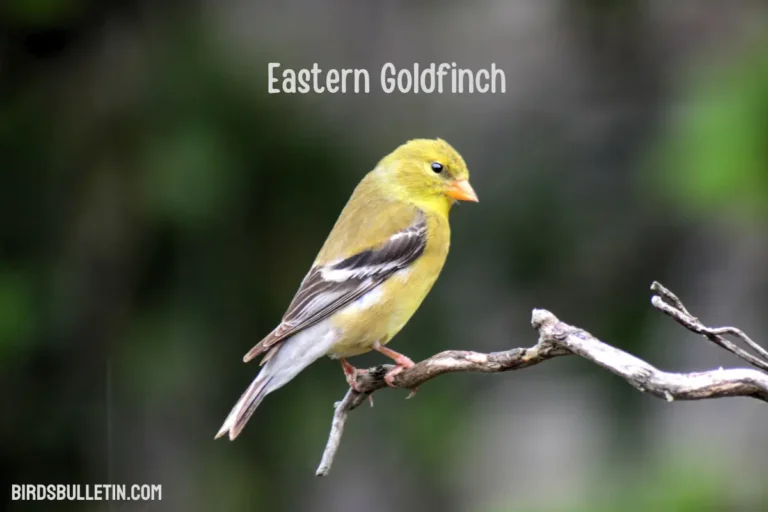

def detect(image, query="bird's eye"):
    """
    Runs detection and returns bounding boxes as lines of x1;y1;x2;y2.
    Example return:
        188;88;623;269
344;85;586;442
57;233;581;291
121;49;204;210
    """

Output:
431;162;443;174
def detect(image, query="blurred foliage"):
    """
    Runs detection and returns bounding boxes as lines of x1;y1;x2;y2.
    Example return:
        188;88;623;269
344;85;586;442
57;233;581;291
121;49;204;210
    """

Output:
491;460;765;512
1;0;86;27
657;40;768;221
2;1;767;512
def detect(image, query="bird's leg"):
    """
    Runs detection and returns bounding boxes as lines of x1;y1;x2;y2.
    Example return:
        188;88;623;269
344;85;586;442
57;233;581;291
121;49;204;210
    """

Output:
373;341;417;396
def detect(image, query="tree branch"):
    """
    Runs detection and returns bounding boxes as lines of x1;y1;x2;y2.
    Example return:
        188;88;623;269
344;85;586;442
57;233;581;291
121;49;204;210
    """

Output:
315;283;768;476
650;281;768;371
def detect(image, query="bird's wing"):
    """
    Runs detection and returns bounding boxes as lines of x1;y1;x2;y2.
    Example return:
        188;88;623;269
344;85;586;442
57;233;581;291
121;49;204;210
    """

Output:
243;211;427;364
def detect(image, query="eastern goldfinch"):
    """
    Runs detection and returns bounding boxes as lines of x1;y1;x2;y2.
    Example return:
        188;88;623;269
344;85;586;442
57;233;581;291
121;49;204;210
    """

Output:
216;138;478;440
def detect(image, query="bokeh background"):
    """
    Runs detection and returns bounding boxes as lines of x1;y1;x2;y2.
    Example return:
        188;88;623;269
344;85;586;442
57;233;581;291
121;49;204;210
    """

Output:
3;1;768;511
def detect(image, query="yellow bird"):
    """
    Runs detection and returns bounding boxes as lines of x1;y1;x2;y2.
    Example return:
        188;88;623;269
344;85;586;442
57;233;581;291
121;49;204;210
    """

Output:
216;138;478;440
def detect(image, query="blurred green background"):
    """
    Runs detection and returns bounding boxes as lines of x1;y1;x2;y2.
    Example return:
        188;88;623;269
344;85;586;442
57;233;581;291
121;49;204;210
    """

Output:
2;1;767;511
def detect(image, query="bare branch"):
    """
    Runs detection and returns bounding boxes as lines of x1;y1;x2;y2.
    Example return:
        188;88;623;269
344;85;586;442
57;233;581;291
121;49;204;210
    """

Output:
315;344;568;476
651;281;768;371
531;309;768;402
315;284;768;476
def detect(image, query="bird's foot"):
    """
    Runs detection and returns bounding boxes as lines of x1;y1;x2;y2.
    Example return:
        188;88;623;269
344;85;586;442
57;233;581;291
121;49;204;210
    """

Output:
384;362;419;398
372;342;418;395
383;360;416;388
339;358;367;393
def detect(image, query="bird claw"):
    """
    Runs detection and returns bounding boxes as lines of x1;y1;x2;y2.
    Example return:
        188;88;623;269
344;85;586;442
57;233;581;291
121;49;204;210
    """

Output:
384;365;405;387
371;343;418;397
383;358;417;398
340;358;367;393
346;375;362;392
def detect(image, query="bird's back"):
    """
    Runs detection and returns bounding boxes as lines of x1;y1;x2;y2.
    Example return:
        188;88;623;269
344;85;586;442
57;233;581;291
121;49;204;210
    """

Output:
314;171;419;265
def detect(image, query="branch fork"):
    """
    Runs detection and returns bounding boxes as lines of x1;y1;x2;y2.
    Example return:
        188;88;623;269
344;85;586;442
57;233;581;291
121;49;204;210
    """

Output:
315;282;768;476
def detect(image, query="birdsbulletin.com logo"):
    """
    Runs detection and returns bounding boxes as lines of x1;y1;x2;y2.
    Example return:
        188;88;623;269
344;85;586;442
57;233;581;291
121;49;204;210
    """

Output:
11;484;162;501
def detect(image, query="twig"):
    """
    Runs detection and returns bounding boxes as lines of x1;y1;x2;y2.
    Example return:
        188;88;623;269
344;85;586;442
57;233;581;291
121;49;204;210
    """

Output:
315;283;768;476
651;281;768;371
315;389;364;477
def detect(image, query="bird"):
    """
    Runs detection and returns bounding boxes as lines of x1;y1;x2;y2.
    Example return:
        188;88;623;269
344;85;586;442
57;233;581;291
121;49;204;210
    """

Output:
216;138;478;440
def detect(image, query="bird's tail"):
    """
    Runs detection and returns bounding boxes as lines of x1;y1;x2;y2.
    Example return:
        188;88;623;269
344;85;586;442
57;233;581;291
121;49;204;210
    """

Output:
216;326;331;440
215;371;275;440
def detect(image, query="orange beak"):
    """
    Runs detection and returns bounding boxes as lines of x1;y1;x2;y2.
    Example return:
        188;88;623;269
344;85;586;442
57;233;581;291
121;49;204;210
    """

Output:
446;179;479;202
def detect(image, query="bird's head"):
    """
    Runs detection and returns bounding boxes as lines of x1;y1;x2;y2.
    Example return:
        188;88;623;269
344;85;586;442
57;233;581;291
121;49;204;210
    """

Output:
376;138;478;213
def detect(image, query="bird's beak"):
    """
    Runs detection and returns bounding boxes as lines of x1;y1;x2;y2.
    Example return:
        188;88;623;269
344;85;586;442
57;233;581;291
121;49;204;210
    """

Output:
446;179;479;202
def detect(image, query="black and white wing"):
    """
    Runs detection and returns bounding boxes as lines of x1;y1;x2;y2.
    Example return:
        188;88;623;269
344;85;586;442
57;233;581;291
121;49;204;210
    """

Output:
243;213;427;363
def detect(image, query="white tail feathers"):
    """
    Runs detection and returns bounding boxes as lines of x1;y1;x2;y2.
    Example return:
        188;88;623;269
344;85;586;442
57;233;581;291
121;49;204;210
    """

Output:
215;374;273;440
215;318;340;440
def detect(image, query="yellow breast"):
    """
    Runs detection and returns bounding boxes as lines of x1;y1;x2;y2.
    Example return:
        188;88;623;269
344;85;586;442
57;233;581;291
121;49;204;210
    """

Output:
328;211;450;358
